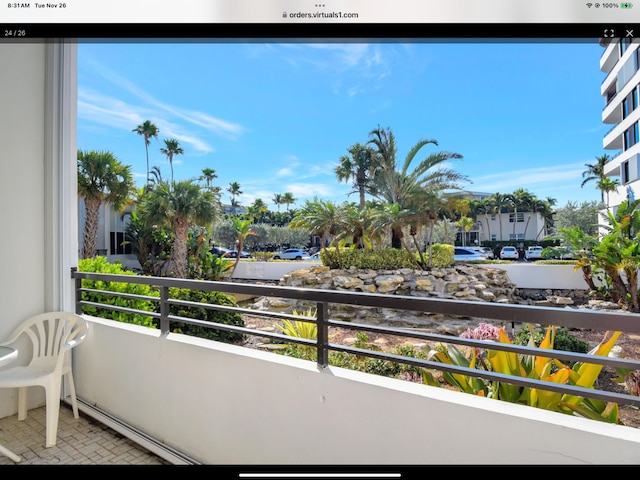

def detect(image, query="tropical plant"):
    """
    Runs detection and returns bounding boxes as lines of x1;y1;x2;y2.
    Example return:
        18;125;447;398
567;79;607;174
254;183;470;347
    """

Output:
168;288;244;343
272;193;283;212
366;126;467;249
77;149;134;259
281;192;296;212
581;154;610;203
230;217;257;275
132;120;159;187
275;308;318;359
425;325;623;423
141;179;219;278
77;256;156;327
199;167;218;190
160;138;184;185
335;142;378;208
228;181;242;214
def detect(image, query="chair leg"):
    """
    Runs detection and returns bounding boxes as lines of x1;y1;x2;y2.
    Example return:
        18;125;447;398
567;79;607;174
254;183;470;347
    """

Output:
17;387;27;421
0;443;21;463
44;381;62;448
65;372;79;419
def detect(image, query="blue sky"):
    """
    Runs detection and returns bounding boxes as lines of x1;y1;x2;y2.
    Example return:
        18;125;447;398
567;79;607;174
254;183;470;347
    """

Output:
77;40;608;211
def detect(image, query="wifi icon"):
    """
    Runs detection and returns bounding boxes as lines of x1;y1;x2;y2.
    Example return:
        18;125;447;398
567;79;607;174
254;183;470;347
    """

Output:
587;2;593;6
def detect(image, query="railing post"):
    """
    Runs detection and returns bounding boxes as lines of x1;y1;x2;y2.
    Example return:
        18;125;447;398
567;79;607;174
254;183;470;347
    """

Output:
71;267;83;315
160;286;170;334
316;301;329;368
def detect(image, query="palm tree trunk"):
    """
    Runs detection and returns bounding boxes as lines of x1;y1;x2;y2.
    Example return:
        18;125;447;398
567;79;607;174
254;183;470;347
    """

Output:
82;198;102;259
171;218;189;278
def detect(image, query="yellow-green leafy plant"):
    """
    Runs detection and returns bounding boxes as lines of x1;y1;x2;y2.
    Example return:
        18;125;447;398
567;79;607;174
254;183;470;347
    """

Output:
424;324;623;423
275;308;318;359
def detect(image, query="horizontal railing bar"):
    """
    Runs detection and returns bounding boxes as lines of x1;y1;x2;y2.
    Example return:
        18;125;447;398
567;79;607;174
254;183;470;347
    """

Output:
78;287;161;303
73;270;640;335
77;301;160;319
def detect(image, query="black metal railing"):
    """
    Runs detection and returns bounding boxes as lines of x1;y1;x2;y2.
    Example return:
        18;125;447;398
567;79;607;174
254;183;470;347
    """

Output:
71;268;640;411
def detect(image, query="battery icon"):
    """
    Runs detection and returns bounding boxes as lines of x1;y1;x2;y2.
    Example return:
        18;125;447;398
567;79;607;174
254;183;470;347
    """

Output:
621;2;633;7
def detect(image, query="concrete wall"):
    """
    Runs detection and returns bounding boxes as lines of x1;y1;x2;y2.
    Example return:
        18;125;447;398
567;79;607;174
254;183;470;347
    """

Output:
72;315;640;464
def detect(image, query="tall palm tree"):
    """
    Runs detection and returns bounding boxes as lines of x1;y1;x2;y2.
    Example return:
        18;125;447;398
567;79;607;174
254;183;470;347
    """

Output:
367;126;467;248
230;217;257;275
488;192;510;241
199;167;218;189
141;179;219;278
508;188;534;239
335;142;378;208
228;182;242;214
160;138;184;185
132;120;159;187
597;177;621;206
78;150;134;259
272;193;283;212
251;198;269;223
581;154;610;203
281;192;296;212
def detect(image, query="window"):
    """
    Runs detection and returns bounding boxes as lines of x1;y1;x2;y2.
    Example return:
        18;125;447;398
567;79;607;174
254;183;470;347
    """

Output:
621;37;632;55
623;160;630;184
509;212;525;223
624;122;639;150
110;232;132;255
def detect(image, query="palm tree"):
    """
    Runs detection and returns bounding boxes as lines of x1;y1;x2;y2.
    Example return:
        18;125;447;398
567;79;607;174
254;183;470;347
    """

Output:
160;138;184;185
581;154;610;203
597;177;621;206
508;188;535;239
228;182;242;214
488;192;510;241
457;216;475;246
272;193;283;212
335;142;378;208
78;150;134;259
132;120;159;187
141;179;219;278
366;126;467;248
230;217;257;275
290;199;345;265
281;192;296;212
250;198;269;223
199;167;218;189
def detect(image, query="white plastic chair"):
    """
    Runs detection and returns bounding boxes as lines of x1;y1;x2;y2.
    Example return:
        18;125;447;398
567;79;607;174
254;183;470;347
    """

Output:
0;312;89;448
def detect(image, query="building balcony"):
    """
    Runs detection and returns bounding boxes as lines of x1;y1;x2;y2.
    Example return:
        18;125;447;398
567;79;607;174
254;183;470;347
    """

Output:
3;268;640;466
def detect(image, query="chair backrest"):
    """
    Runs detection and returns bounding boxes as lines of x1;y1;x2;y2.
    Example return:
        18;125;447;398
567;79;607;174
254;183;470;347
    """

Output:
9;312;89;372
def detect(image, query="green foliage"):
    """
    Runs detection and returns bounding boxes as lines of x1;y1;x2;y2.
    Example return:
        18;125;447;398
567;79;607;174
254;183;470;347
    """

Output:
187;250;233;280
78;256;156;327
168;288;244;343
514;327;589;357
426;325;622;423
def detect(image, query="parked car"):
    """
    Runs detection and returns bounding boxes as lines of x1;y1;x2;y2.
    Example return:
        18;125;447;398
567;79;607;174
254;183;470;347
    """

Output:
454;247;487;261
524;245;544;261
224;250;252;258
211;246;232;256
473;246;495;259
303;252;320;261
272;248;309;260
499;246;519;260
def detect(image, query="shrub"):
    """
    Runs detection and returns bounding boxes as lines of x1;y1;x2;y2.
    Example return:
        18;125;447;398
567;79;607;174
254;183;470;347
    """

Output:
78;256;156;327
167;288;244;343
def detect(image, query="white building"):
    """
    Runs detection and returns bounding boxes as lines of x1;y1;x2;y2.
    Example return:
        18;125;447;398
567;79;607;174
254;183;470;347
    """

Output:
445;190;549;243
600;37;640;220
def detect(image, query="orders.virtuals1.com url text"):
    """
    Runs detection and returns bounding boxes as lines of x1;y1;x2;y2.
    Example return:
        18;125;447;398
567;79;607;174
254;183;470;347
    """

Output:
283;11;359;19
